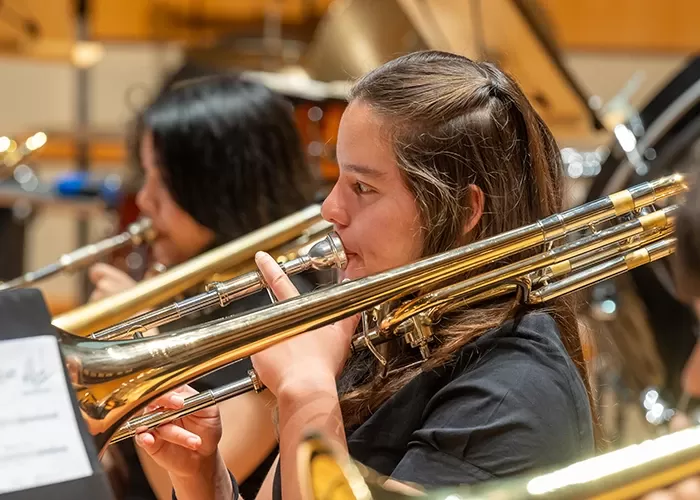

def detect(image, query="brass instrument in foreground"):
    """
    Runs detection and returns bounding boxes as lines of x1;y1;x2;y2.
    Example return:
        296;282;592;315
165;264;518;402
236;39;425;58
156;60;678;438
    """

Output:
52;204;328;335
110;203;677;443
0;218;155;292
51;173;685;455
299;425;700;500
90;231;346;340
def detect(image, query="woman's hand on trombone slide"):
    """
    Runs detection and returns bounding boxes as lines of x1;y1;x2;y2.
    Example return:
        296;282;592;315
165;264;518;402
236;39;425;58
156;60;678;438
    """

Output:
133;250;360;500
133;384;233;500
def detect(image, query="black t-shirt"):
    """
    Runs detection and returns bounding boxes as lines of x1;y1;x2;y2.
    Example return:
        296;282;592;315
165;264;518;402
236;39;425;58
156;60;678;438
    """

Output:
121;273;318;500
272;311;594;498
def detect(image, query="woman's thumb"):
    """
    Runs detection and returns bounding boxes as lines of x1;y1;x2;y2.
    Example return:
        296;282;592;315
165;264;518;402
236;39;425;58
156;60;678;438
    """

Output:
335;312;362;339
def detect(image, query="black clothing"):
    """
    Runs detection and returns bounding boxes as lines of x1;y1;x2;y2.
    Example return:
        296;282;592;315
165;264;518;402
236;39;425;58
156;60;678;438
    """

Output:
272;312;594;498
122;273;318;500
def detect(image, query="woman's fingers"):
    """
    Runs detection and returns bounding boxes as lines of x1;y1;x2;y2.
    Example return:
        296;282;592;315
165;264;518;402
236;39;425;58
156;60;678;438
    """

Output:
143;386;196;412
255;251;301;301
134;423;203;453
154;424;203;450
88;263;109;284
89;263;124;284
670;412;692;432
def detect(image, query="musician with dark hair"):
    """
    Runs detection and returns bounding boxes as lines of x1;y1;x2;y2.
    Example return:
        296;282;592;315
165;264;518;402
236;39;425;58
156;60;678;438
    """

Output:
130;50;598;500
91;72;320;500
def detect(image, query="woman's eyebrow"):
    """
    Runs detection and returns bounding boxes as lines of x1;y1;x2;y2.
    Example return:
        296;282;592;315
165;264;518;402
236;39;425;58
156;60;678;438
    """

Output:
344;164;386;178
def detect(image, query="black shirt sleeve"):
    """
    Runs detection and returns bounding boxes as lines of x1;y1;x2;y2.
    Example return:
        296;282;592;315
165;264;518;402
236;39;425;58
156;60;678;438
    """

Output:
389;314;592;486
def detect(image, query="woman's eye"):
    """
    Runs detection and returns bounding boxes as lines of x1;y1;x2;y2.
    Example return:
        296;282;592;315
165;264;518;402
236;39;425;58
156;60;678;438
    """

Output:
354;181;372;194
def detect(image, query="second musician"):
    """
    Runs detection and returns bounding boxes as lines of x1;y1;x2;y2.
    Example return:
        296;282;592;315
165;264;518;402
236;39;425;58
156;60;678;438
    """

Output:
92;73;319;500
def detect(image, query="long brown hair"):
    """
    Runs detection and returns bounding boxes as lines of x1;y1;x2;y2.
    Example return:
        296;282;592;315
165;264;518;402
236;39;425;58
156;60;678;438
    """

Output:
338;50;599;443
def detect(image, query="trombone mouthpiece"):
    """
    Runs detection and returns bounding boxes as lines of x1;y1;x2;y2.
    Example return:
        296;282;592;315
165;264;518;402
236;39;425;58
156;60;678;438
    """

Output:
306;232;347;270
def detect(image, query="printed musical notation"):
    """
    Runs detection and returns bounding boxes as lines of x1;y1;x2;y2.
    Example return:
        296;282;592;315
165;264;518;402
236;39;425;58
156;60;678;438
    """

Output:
0;335;93;494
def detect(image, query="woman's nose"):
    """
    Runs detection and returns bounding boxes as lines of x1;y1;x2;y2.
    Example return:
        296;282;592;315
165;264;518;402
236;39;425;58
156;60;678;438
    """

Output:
135;185;156;216
321;185;349;228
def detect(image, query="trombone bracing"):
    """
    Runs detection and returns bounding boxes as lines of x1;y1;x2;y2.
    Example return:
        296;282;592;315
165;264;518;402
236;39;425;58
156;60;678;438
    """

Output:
52;204;328;335
0;218;155;292
52;173;685;457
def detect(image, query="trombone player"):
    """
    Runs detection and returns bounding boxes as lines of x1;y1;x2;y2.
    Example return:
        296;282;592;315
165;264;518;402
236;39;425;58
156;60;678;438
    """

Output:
90;71;321;499
129;51;598;500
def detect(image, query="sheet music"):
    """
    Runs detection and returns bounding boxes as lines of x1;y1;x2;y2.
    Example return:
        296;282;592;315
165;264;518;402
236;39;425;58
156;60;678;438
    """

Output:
0;335;93;494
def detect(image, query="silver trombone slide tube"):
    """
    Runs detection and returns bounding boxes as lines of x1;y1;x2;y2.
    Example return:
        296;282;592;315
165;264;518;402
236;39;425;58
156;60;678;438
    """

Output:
91;232;346;340
0;218;155;292
110;370;262;444
108;235;676;445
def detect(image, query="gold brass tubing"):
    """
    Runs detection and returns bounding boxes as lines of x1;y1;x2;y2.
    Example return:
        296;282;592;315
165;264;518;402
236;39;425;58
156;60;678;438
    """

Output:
90;230;344;341
379;206;677;332
52;205;325;335
55;176;685;455
528;237;676;304
112;281;521;442
609;190;635;216
547;260;572;278
423;228;673;322
298;424;700;500
560;225;675;275
640;209;669;231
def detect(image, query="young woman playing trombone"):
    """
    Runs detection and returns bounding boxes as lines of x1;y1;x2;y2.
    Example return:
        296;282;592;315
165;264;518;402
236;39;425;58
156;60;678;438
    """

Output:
131;51;597;500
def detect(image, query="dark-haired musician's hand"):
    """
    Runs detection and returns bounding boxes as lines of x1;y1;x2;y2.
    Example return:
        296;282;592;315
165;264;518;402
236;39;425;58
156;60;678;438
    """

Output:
133;385;224;479
250;251;360;396
88;263;137;302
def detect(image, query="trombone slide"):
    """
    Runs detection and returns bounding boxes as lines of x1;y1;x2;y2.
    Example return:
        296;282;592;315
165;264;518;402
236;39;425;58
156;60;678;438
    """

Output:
108;232;676;444
90;231;346;340
53;205;327;334
54;174;686;455
0;218;154;292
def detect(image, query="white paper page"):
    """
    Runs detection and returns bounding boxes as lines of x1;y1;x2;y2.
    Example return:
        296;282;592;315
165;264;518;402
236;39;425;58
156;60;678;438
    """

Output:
0;335;93;494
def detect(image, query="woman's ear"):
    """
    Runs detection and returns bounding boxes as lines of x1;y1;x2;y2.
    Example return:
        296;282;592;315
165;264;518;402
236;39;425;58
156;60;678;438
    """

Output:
463;184;485;235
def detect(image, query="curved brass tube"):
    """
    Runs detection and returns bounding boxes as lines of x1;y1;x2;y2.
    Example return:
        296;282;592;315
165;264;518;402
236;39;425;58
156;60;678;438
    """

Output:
51;174;686;456
108;206;677;443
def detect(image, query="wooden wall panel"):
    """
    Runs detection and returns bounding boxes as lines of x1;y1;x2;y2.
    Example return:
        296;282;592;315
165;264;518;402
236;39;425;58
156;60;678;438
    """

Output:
543;0;700;53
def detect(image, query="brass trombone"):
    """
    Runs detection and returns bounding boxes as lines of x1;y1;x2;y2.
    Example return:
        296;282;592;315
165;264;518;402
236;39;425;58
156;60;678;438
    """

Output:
52;204;329;335
298;425;700;500
51;173;685;456
0;218;155;292
89;231;346;340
